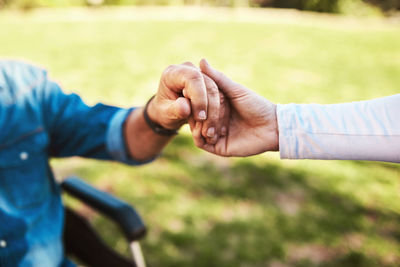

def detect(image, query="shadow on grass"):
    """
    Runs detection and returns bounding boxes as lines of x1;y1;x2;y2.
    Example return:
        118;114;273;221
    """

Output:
350;160;400;172
147;135;400;267
81;135;400;267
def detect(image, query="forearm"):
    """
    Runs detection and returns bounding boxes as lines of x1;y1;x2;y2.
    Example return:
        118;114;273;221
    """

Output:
124;107;175;162
277;94;400;163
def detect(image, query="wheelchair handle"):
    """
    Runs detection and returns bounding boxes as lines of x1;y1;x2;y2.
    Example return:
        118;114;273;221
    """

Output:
61;176;147;242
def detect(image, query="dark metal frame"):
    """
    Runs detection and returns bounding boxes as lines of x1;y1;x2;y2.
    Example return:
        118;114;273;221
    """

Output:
62;176;147;267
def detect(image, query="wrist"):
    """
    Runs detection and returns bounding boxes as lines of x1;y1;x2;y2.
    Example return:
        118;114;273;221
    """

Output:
146;96;162;125
271;104;279;151
265;103;279;152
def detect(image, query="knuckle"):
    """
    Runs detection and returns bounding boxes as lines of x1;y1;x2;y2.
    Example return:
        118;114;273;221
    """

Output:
210;113;219;121
182;61;195;67
188;70;203;81
219;92;225;104
206;83;219;95
208;89;219;97
204;115;217;124
163;64;176;75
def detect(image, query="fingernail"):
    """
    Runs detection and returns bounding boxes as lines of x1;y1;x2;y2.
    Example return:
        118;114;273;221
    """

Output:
198;110;206;120
221;126;227;136
204;59;210;67
207;127;215;137
206;134;218;145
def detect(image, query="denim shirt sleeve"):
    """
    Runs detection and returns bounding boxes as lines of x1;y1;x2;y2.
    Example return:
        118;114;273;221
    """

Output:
38;76;150;165
106;108;156;165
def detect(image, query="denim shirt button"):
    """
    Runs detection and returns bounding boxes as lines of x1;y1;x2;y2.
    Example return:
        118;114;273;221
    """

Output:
0;240;6;248
20;151;29;161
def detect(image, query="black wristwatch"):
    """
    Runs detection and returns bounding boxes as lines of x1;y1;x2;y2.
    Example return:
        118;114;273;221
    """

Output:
143;96;179;136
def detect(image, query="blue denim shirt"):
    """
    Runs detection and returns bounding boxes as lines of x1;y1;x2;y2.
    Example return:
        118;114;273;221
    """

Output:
0;60;143;266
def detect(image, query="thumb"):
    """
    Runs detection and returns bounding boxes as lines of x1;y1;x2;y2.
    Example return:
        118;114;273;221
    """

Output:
199;59;248;99
166;97;191;121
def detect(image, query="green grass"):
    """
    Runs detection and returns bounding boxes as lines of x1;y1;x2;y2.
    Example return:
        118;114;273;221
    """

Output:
1;7;400;266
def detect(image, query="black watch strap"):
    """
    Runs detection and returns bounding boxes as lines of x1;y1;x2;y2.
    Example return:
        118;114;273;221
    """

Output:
143;96;178;136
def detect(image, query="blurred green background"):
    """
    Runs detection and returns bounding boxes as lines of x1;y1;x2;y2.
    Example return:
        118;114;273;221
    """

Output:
1;0;400;14
1;6;400;267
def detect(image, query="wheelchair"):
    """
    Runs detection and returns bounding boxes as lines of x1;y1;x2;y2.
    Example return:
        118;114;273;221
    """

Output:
62;176;147;267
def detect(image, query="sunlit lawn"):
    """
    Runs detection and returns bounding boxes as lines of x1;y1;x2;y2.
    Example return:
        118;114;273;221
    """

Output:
1;7;400;266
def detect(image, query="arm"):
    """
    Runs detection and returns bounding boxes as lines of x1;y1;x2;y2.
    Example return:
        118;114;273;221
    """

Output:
277;95;400;162
193;59;400;163
123;106;175;162
39;63;221;163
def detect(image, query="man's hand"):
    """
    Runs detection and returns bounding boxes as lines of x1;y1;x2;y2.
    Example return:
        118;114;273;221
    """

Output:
146;63;220;132
189;59;279;157
125;62;222;161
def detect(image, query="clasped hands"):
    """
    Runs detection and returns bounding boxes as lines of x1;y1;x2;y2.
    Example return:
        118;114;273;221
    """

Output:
147;59;279;157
